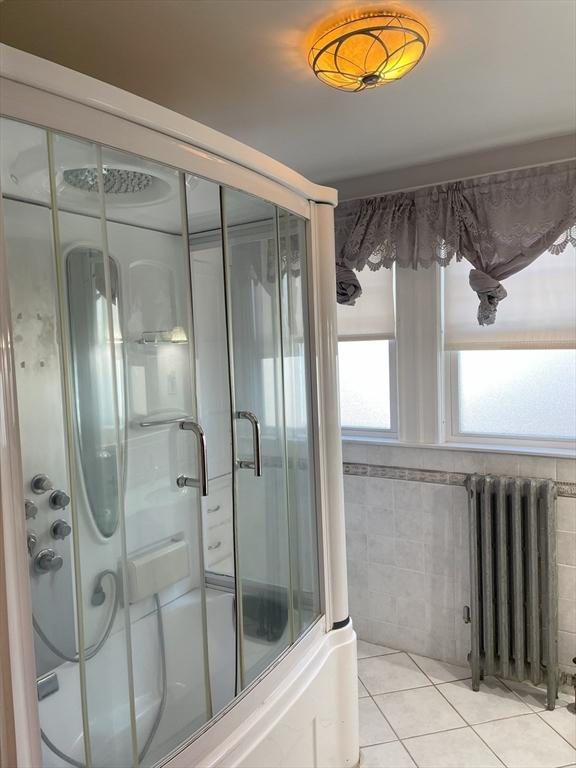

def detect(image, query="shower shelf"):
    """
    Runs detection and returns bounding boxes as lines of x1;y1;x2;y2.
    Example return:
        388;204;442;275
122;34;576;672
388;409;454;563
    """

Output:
138;414;191;428
136;328;188;345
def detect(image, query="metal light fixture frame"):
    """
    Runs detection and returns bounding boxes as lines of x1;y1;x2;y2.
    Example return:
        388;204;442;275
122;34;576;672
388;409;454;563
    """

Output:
308;9;429;93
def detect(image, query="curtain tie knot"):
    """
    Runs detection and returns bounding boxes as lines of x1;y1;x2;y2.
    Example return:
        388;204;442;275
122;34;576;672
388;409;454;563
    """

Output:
469;269;508;326
336;263;362;305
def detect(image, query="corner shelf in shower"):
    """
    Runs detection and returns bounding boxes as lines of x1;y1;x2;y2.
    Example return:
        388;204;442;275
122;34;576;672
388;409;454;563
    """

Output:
136;328;189;345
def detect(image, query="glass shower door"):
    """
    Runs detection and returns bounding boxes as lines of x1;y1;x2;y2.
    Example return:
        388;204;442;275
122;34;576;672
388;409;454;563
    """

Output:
277;209;321;638
96;147;214;765
223;189;292;687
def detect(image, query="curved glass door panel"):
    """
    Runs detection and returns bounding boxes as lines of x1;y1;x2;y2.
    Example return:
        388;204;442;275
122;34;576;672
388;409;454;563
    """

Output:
222;188;292;687
0;120;84;765
187;177;234;573
187;175;237;713
100;147;213;765
52;133;138;768
277;209;321;637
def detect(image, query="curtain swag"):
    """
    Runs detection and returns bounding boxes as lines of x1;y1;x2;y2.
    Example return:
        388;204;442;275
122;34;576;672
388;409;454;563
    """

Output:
335;160;576;325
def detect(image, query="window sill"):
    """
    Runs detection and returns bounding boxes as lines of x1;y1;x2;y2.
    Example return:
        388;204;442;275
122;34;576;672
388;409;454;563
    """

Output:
341;434;576;460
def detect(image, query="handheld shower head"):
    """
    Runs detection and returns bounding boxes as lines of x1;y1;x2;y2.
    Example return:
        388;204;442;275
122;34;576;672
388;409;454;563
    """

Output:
91;569;116;606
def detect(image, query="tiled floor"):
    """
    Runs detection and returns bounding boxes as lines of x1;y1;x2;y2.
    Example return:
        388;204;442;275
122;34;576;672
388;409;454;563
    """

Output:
356;640;576;768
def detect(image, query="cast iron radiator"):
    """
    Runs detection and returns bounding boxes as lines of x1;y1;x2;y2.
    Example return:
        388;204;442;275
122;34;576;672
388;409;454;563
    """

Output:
465;474;558;710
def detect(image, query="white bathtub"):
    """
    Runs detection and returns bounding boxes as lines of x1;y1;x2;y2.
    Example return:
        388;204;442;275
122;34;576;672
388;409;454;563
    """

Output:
37;588;359;768
39;588;236;767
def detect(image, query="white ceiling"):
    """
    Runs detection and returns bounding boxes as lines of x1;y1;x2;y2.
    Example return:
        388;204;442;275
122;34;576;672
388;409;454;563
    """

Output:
1;0;575;186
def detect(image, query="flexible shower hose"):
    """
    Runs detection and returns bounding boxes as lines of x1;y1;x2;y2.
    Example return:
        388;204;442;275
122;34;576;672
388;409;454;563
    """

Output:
34;571;119;664
36;586;167;767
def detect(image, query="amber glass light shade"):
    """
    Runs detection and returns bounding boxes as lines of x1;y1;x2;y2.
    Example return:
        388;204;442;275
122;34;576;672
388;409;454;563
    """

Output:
308;9;429;92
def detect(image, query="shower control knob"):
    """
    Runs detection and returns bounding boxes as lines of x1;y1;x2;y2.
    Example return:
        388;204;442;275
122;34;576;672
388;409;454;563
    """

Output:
33;549;64;574
50;519;72;540
25;499;38;519
31;474;54;495
49;490;71;510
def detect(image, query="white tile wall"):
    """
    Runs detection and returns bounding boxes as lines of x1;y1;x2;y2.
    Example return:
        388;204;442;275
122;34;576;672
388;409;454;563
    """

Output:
343;443;576;679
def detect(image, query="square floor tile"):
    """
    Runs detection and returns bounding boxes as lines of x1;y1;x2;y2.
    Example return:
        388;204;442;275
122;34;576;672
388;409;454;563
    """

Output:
357;639;398;659
359;698;397;747
358;678;370;698
374;686;466;739
403;726;503;767
437;677;532;724
500;679;571;712
410;653;471;684
358;652;432;696
474;714;576;768
539;706;576;747
360;741;416;767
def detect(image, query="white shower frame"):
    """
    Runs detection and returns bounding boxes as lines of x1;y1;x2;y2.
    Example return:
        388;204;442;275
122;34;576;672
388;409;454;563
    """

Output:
0;45;357;768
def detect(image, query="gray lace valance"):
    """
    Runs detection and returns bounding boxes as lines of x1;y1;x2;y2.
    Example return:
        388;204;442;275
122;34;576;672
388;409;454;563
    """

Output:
335;160;576;324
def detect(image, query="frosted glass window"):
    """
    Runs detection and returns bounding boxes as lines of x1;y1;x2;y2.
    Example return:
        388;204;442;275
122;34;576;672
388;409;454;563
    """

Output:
338;340;392;430
457;349;576;439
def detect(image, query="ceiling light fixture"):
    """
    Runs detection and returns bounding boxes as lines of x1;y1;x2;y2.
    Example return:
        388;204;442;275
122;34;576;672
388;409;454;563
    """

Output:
308;7;429;92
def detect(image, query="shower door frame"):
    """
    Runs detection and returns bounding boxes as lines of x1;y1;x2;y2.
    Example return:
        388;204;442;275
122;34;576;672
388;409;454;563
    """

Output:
0;44;349;768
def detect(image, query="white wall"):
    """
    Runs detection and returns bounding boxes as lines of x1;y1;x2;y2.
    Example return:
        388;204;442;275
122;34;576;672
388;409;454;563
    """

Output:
343;441;576;681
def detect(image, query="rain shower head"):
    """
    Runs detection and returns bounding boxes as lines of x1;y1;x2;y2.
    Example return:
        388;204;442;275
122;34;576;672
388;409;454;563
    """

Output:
63;166;155;195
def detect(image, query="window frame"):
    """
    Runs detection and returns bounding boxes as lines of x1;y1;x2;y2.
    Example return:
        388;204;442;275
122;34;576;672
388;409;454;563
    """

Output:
338;262;575;454
338;336;398;440
444;349;576;450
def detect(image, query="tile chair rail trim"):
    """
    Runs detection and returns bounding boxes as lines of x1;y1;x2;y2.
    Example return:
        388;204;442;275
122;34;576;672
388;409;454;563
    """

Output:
342;462;576;499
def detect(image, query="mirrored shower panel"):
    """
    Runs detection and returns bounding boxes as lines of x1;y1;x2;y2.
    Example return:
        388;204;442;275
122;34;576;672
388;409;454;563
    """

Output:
0;117;321;767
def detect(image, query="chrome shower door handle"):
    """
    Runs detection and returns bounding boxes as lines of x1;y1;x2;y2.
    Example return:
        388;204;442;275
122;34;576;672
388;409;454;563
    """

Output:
236;411;262;477
177;420;209;497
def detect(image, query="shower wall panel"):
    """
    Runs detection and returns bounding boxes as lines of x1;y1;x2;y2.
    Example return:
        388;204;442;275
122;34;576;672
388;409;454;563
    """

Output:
55;209;204;637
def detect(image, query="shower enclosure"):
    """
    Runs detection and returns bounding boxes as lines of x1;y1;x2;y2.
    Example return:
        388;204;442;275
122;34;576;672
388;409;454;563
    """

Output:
0;46;357;768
